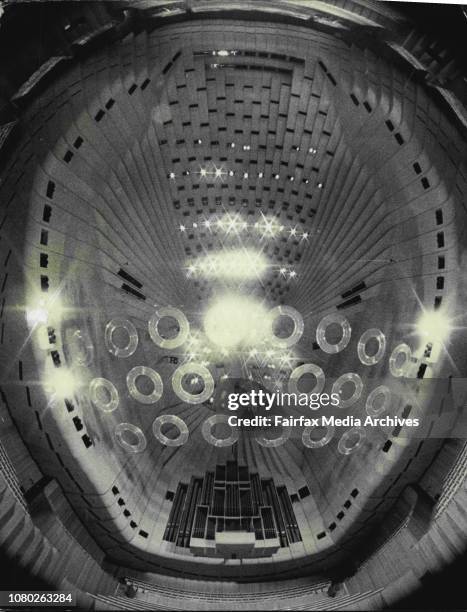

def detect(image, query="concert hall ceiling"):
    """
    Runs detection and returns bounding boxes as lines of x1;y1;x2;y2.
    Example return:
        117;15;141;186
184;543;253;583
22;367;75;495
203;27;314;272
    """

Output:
0;1;466;609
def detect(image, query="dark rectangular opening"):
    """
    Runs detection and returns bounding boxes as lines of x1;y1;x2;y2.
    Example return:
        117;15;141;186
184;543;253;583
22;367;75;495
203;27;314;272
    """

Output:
117;268;142;288
82;434;93;448
337;295;362;309
40;275;49;292
421;177;430;189
121;284;146;300
43;204;52;222
72;416;83;432
46;181;55;199
394;133;404;145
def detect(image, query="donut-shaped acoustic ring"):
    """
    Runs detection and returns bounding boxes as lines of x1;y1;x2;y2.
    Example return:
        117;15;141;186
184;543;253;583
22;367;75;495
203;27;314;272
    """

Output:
105;318;138;358
366;385;392;417
338;427;366;455
172;362;214;404
302;424;335;448
89;378;119;413
202;414;239;447
127;366;163;405
389;343;412;377
152;415;189;447
288;363;325;402
357;328;386;366
332;373;363;409
316;313;351;354
148;307;190;349
269;305;304;348
115;423;147;453
256;425;292;448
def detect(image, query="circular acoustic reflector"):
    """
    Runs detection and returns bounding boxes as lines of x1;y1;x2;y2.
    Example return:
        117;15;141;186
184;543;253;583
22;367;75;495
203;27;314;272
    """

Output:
288;363;325;401
152;415;189;447
89;378;119;413
357;328;386;366
338;427;366;455
256;425;292;447
148;307;190;350
201;414;239;447
389;343;412;377
115;422;147;453
366;385;392;417
172;362;214;404
332;373;363;409
316;313;351;354
302;424;335;448
269;305;304;348
127;366;163;405
105;318;138;358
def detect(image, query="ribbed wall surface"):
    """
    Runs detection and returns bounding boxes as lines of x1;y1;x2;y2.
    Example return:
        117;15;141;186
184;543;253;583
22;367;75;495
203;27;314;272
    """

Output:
0;0;465;604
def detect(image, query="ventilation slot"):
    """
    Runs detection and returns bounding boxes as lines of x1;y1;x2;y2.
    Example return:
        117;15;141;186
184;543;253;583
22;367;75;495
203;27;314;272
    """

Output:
40;275;49;292
394;133;404;145
42;205;52;223
337;295;362;310
46;181;55;199
121;284;146;301
72;416;83;432
342;281;366;298
82;434;93;448
417;363;428;379
117;268;143;289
